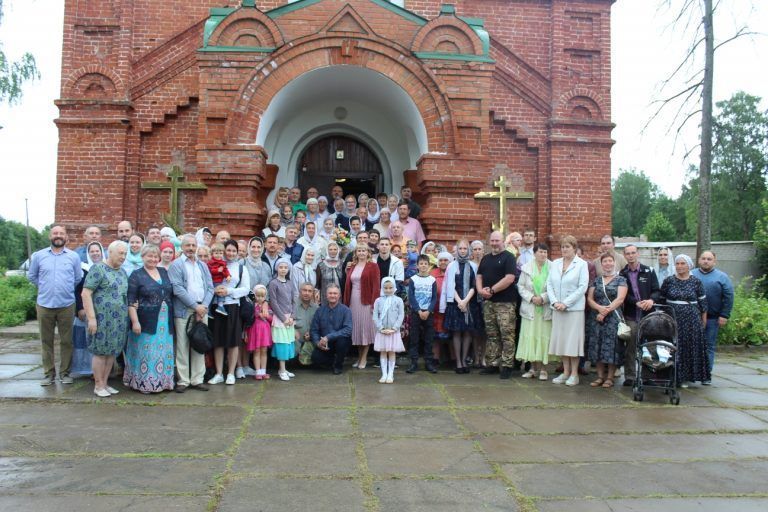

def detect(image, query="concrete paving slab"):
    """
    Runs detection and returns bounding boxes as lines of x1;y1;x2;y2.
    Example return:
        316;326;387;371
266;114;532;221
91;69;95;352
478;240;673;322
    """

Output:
0;456;225;493
0;402;245;430
218;478;366;512
694;387;768;406
375;478;517;511
745;410;768;423
258;381;352;407
0;495;208;512
168;381;264;406
365;438;492;476
0;380;75;399
233;437;358;475
0;364;38;379
352;370;433;386
711;363;764;375
502;460;768;498
356;408;462;437
355;384;447;407
65;383;169;403
479;432;768;463
249;408;353;435
715;374;768;389
531;386;631;407
536;497;768;512
0;425;235;455
275;368;353;386
458;406;768;434
0;353;41;365
445;385;544;407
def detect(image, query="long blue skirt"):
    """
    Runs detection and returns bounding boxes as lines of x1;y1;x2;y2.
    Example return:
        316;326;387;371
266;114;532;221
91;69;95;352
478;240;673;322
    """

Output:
123;303;175;393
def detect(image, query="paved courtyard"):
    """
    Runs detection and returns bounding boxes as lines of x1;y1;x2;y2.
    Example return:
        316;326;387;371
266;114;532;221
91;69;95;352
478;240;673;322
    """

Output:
1;329;767;512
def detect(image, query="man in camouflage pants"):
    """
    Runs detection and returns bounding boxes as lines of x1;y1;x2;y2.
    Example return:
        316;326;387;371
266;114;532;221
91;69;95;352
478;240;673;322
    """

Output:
476;231;519;379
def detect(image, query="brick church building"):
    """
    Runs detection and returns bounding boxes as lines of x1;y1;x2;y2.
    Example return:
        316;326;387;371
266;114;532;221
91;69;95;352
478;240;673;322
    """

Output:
55;0;614;248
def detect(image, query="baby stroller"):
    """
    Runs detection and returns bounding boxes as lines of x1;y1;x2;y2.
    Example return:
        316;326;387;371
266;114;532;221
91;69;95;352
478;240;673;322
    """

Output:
633;304;680;405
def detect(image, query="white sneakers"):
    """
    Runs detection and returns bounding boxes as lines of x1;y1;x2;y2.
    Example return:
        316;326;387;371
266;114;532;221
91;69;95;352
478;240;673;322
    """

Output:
106;386;119;395
552;374;568;384
235;367;246;379
278;371;291;381
208;374;224;385
225;374;236;385
565;375;579;386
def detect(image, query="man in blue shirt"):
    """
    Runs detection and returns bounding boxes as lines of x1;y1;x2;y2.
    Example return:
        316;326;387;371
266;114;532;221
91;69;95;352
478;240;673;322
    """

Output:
28;225;83;386
310;285;353;375
692;251;734;381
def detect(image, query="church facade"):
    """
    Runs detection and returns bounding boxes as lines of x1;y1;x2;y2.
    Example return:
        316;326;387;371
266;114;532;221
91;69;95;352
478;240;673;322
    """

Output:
55;0;615;247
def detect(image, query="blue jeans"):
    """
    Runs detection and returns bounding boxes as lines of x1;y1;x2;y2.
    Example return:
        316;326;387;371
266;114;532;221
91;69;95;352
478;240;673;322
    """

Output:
703;318;720;374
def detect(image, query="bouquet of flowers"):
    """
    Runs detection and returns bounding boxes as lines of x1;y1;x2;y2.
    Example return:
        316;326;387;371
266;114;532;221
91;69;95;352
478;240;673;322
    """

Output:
333;226;351;247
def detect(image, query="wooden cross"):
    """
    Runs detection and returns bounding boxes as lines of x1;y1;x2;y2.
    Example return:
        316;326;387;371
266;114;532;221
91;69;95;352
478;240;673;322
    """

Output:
141;165;207;233
473;175;534;236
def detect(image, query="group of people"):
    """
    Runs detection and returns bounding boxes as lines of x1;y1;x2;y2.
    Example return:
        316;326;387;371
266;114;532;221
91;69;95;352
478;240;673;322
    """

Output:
28;185;734;397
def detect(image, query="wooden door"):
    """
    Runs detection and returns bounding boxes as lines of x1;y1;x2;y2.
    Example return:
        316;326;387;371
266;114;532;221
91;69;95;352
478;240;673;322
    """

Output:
298;135;382;198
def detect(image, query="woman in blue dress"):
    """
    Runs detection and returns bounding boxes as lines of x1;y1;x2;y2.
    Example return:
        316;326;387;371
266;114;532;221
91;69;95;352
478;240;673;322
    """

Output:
125;244;175;393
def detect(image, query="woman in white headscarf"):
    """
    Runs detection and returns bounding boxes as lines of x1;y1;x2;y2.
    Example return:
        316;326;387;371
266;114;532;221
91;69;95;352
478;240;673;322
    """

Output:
195;227;212;248
291;247;317;299
373;276;405;383
655;247;674;285
262;209;286;239
72;241;105;376
367;197;381;224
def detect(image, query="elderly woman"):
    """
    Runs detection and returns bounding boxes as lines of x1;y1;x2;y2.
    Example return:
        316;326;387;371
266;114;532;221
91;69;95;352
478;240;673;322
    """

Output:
547;235;589;386
72;242;105;376
123;233;145;276
317;196;331;221
305;197;322;223
660;254;709;387
586;253;628;388
207;240;250;385
81;240;129;397
516;243;553;380
158;240;175;269
317;241;344;305
367;197;381;225
195;227;213;248
344;244;381;369
373;208;392;235
292;247;317;298
655;247;674;284
125;245;175;393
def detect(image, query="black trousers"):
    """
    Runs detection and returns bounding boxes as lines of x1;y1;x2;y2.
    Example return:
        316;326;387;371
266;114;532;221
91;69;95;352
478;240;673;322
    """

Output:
409;312;434;362
311;336;352;371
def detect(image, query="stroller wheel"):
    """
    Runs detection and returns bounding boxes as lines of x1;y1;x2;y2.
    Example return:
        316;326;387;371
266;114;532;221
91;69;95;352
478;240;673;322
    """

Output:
633;391;644;402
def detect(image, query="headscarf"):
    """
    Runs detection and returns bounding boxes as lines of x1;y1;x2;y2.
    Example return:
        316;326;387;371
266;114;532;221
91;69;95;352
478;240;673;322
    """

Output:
160;226;181;254
280;208;295;227
324;241;341;266
452;246;472;318
675;254;694;272
656;247;675;283
83;241;105;272
298;247;315;283
195;227;212;247
378;276;398;321
421;241;436;255
367;198;381;223
275;257;292;278
317;196;329;211
437;251;453;263
159;241;176;262
126;236;144;269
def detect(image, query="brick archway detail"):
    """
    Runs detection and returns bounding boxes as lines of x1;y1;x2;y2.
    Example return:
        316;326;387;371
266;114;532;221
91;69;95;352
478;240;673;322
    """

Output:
62;65;125;99
411;16;484;55
225;33;456;153
557;87;605;120
208;8;284;48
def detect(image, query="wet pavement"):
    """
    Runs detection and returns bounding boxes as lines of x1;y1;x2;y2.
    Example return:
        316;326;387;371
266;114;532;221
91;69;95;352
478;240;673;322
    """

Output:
1;331;767;511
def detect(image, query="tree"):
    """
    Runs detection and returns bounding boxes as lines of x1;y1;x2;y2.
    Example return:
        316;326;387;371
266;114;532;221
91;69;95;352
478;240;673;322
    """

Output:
649;195;687;240
0;216;47;270
712;92;768;239
0;0;40;105
755;198;768;282
611;169;660;237
642;211;677;242
650;0;755;257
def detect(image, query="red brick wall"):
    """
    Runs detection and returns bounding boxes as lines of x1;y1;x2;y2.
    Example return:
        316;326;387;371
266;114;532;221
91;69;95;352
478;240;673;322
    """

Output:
57;0;615;247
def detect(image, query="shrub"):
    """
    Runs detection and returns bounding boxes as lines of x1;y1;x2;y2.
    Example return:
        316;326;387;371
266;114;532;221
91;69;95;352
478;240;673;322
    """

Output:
718;277;768;346
0;276;37;327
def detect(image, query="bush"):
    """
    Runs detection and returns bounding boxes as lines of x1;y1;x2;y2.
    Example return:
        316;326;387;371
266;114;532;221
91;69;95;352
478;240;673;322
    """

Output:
718;277;768;346
0;276;37;327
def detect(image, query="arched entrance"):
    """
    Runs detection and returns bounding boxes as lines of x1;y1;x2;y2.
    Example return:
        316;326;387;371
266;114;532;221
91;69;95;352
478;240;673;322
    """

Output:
253;65;431;204
297;135;382;198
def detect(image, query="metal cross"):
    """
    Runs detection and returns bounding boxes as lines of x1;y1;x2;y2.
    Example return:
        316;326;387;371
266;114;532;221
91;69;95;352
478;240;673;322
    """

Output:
473;175;534;236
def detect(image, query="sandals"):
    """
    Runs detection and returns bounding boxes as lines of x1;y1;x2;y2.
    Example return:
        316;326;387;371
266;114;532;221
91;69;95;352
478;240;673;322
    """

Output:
602;379;614;388
590;378;605;387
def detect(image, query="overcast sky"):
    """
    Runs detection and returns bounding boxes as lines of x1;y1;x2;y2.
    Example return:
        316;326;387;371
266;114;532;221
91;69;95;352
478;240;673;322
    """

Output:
1;0;766;229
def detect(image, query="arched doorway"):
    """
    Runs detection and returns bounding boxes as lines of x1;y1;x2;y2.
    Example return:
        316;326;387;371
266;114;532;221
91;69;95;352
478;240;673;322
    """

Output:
297;135;382;198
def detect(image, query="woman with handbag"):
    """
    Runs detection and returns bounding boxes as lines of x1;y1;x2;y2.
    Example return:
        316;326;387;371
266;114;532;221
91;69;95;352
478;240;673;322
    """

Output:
586;253;628;388
207;239;250;386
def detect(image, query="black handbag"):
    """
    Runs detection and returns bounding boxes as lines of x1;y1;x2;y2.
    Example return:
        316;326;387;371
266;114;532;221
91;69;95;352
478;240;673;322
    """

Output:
236;264;256;328
186;314;213;354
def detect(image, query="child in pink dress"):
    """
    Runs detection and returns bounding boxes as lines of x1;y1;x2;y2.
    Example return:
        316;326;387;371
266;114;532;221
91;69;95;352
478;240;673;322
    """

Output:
247;285;273;380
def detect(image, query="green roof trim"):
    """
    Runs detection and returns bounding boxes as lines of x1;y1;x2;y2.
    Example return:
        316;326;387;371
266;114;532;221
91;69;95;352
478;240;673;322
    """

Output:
440;4;456;15
198;46;276;53
266;0;325;19
242;0;256;7
414;51;495;63
203;8;236;47
458;16;490;56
